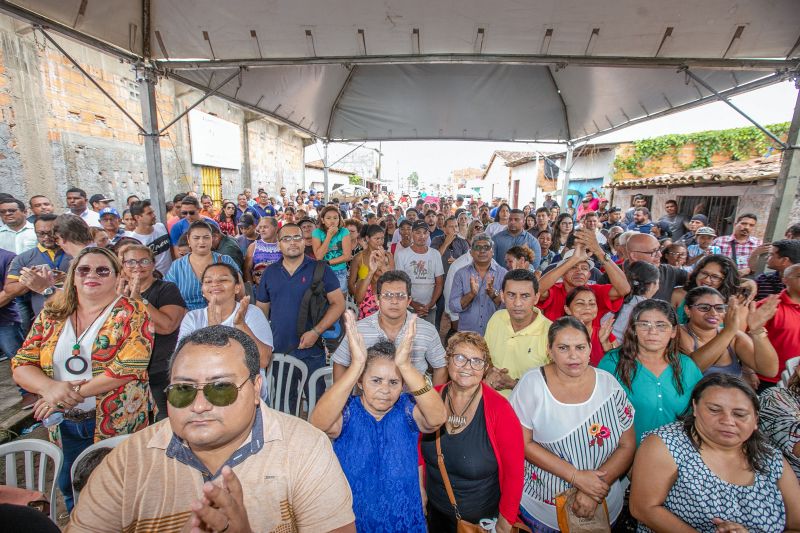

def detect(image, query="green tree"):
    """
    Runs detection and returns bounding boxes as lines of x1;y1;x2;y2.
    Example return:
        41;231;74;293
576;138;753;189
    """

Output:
349;174;362;185
407;171;419;189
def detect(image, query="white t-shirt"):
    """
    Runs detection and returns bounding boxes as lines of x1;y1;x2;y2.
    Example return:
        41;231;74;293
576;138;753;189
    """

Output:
126;223;172;275
178;302;274;349
53;298;121;411
485;222;507;237
391;228;430;246
509;367;635;529
394;246;444;305
443;252;473;320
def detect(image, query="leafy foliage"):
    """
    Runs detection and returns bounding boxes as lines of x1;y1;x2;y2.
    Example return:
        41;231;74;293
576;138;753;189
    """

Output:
407;171;419;188
611;122;790;178
348;174;362;185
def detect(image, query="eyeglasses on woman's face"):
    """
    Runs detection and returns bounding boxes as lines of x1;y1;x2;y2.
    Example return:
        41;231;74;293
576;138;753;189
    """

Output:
634;320;672;333
449;353;488;370
696;270;725;284
689;303;728;314
123;258;153;268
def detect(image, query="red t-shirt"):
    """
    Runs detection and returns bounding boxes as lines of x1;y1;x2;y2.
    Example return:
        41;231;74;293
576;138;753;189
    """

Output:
590;327;616;367
757;290;800;383
538;283;624;323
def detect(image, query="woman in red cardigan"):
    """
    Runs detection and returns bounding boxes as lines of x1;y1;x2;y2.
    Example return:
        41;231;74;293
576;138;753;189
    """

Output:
421;331;524;532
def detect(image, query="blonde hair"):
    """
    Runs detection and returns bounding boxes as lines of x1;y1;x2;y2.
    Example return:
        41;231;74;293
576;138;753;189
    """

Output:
446;331;492;369
117;243;154;262
44;247;121;321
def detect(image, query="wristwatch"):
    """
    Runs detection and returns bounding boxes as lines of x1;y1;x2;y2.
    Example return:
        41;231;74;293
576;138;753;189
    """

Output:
141;298;150;306
42;287;55;297
411;375;433;396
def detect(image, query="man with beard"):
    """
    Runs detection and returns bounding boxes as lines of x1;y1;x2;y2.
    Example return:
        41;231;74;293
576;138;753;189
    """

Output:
713;213;762;276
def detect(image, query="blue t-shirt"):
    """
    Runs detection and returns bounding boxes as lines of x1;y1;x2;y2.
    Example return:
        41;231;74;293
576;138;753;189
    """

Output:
246;204;277;221
256;256;340;358
627;222;654;234
311;227;350;272
165;252;240;310
597;348;703;444
333;394;426;533
169;216;220;246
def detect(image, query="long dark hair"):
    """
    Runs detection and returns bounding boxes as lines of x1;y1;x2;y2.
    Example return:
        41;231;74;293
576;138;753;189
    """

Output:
615;299;684;394
681;373;772;473
547;316;591;348
551;213;574;252
217;201;236;223
624;261;659;302
684;255;740;299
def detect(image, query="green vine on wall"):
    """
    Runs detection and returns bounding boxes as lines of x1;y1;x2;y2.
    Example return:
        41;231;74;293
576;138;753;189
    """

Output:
612;122;790;177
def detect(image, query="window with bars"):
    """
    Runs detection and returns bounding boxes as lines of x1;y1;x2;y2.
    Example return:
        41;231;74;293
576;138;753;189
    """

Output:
677;195;739;236
200;166;223;208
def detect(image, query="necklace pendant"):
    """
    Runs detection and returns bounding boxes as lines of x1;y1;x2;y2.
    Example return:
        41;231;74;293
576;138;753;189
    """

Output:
448;415;466;428
71;343;80;356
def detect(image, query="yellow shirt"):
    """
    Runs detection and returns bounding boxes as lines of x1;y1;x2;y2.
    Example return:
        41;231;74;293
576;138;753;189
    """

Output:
484;309;552;397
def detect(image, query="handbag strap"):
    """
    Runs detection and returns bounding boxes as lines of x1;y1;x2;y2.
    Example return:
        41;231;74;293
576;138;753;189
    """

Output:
435;428;462;520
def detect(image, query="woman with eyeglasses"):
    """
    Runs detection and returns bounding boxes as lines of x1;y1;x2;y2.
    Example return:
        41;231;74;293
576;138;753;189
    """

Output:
551;213;575;255
117;244;186;420
349;225;394;319
671;254;756;325
662;242;690;272
12;246;153;511
215;201;238;237
165;221;240;311
311;312;447;533
630;373;800;532
421;331;524;533
678;286;779;380
510;317;636;532
486;203;511;238
598;299;703;444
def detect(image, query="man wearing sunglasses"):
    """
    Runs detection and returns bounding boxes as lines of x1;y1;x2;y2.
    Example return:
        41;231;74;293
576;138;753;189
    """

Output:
169;196;220;251
68;325;356;532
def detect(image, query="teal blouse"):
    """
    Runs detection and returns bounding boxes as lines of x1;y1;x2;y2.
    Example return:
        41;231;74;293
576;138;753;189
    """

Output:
597;348;703;444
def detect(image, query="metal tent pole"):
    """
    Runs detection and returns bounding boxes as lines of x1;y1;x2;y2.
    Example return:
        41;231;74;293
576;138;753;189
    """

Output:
762;87;800;246
138;67;168;224
559;143;574;211
323;141;330;201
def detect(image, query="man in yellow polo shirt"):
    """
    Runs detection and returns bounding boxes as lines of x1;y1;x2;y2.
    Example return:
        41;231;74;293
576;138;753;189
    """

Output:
484;269;552;396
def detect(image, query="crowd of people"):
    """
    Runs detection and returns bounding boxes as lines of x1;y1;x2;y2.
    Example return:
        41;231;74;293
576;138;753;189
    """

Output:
1;185;799;532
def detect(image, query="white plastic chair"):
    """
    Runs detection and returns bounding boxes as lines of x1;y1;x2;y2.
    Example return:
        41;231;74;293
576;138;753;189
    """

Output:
70;434;130;506
267;353;309;417
0;438;63;522
778;356;800;388
306;365;334;416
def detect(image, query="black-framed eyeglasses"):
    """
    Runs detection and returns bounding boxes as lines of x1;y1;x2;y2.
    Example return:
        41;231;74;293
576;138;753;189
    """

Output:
450;353;488;370
631;248;661;258
36;230;55;237
164;378;251;408
689;303;728;314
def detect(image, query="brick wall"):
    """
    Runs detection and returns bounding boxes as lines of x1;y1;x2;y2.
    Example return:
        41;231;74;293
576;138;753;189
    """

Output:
0;15;306;212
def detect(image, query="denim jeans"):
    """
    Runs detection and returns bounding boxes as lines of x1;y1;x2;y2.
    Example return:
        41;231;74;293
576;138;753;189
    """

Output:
0;322;23;358
334;268;349;296
58;417;96;512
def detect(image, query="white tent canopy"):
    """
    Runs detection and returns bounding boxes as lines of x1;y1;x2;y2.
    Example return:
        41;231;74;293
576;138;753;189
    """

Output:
2;0;798;143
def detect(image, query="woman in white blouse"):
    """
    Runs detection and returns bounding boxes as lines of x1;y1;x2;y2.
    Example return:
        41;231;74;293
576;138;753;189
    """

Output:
509;316;637;532
179;262;273;371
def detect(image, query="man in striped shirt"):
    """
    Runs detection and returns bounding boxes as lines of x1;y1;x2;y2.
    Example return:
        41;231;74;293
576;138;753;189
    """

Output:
712;213;762;276
332;270;448;385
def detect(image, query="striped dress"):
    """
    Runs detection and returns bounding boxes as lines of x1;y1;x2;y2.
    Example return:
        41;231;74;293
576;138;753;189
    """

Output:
509;367;635;530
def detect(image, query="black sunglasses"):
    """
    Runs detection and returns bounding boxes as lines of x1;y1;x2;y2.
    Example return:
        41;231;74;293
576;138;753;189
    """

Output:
164;378;251;408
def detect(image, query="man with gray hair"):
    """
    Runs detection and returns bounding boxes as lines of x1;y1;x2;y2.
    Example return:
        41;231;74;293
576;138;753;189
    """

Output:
69;325;356;533
448;233;508;335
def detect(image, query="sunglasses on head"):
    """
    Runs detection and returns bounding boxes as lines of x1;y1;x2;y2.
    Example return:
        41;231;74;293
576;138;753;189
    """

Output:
75;265;113;277
164;378;251;408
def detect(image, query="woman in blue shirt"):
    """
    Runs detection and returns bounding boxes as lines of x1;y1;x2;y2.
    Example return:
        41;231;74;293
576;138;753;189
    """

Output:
310;312;447;532
598;299;703;444
165;221;240;310
312;205;353;295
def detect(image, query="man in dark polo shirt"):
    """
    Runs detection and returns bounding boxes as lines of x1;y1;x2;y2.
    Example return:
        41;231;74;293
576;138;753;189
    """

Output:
255;223;345;410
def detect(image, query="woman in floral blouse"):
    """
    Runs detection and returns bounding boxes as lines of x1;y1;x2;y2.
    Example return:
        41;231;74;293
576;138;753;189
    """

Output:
12;246;153;511
510;316;637;532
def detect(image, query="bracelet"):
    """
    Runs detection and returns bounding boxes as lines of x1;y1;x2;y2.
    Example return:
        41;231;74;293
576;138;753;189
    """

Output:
749;328;768;337
411;383;432;396
570;468;578;486
311;326;321;336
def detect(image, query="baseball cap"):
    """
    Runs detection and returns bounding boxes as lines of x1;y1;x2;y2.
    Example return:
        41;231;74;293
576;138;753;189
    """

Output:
412;220;430;232
456;195;465;201
558;248;595;269
691;214;709;224
237;213;256;227
99;207;120;218
695;226;717;237
90;194;113;205
309;189;316;195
